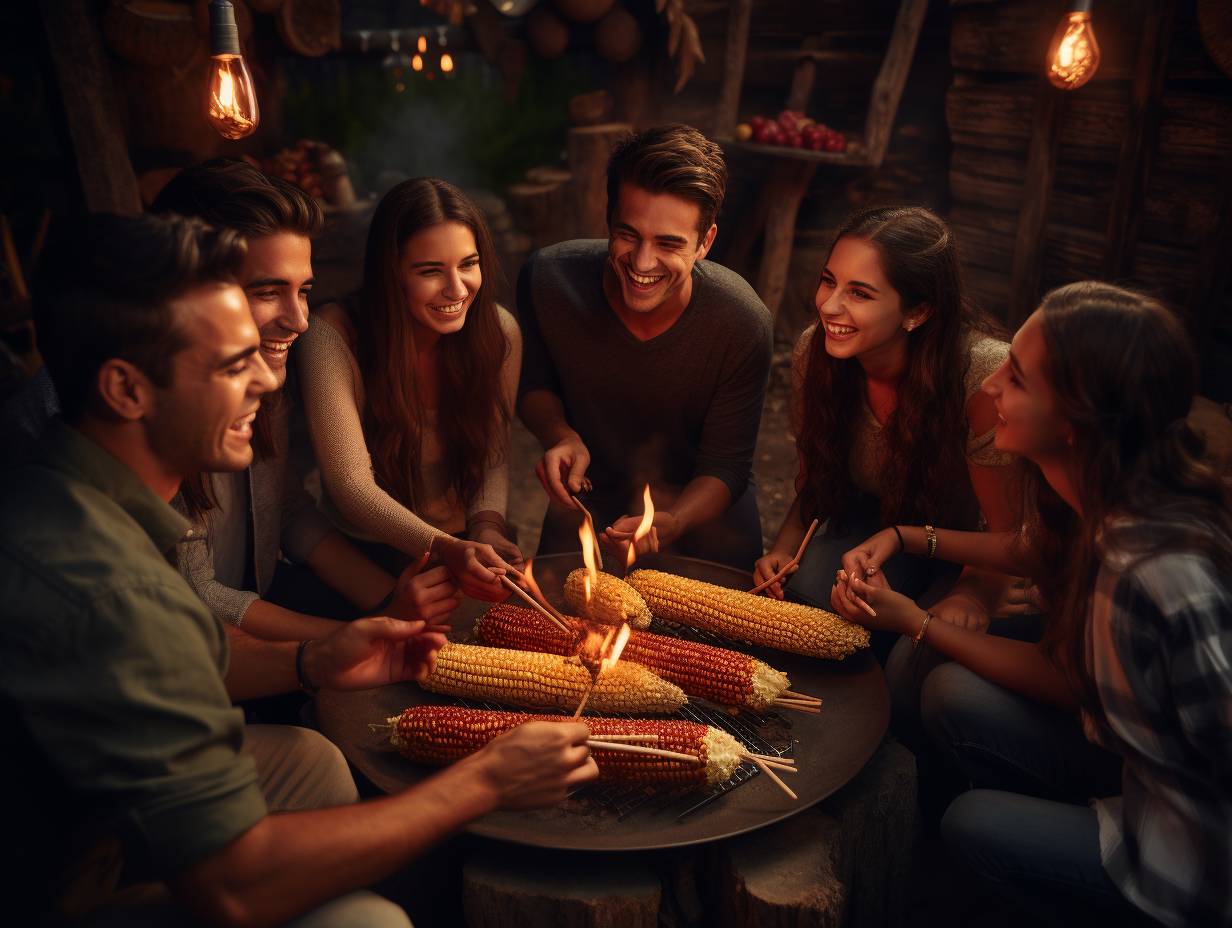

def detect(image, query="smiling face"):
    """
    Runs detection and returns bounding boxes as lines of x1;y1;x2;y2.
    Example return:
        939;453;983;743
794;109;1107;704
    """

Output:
814;236;930;362
606;183;716;317
240;232;314;388
398;221;482;339
982;309;1072;461
145;282;278;475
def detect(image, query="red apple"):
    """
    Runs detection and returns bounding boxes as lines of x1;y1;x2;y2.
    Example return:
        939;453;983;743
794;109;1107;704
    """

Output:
750;115;767;130
785;131;803;148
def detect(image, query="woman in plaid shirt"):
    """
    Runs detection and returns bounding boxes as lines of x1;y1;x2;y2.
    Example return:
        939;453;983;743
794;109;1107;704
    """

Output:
833;281;1231;926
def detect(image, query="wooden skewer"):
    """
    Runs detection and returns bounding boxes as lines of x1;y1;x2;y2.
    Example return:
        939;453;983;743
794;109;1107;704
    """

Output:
500;576;572;634
587;733;660;743
749;518;820;594
775;699;823;709
783;690;821;702
586;740;702;764
745;752;794;765
776;693;822;705
750;756;798;800
742;755;797;774
571;495;604;570
774;700;822;714
572;677;596;719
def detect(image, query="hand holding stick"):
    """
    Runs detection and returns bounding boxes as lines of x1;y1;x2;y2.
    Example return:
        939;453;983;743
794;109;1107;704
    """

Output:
499;576;572;634
749;518;820;595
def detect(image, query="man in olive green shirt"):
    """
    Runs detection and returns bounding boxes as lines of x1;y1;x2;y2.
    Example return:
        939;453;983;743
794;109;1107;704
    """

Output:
0;214;597;926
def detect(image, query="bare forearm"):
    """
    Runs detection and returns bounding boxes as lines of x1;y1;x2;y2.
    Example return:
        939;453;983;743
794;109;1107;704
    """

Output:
517;389;577;449
899;526;1033;575
237;600;345;644
946;566;1012;614
223;626;299;701
768;494;807;555
669;476;732;539
305;533;394;612
175;764;497;928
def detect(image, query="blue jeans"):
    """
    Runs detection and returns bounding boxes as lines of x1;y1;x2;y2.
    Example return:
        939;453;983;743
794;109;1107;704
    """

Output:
922;663;1157;925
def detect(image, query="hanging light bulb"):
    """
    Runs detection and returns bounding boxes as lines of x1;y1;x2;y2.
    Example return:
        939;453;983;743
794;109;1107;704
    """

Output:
1046;0;1101;91
412;54;424;72
418;35;428;54
441;53;455;73
206;0;260;139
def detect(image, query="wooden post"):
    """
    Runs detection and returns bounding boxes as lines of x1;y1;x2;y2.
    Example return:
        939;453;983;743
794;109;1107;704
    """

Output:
861;0;929;168
756;160;818;320
39;0;141;214
1103;0;1175;279
1009;83;1065;325
712;0;754;141
567;122;632;239
1190;166;1232;392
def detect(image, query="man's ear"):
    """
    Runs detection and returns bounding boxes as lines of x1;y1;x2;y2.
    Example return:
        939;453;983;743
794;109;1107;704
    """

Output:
696;223;718;261
903;302;934;332
95;359;155;422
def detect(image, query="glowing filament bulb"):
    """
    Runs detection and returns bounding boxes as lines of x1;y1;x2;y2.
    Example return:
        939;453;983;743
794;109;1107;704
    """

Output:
207;54;260;139
411;54;424;72
1046;9;1101;91
418;35;428;53
441;53;454;73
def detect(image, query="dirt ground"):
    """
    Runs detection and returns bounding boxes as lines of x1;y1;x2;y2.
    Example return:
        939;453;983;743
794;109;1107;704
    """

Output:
505;349;799;559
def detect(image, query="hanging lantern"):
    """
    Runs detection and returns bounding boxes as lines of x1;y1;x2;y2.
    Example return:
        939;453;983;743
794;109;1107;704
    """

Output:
1046;0;1102;91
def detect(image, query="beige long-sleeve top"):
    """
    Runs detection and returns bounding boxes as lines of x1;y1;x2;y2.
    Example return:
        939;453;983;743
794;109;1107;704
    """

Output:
297;305;521;555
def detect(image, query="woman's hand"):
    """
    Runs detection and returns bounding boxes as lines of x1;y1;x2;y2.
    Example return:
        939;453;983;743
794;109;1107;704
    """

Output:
930;592;990;632
388;552;461;627
753;549;797;600
839;527;902;582
471;524;525;571
435;535;512;602
832;570;926;637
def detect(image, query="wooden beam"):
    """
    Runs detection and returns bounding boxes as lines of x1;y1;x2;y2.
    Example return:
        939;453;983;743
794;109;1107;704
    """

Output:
1009;82;1065;325
1103;0;1176;279
39;0;141;215
712;0;753;141
861;0;929;168
755;160;817;320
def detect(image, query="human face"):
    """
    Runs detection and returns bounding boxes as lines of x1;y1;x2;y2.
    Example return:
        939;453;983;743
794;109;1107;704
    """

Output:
982;310;1071;460
606;183;716;315
241;232;313;387
814;236;925;362
146;282;278;475
399;221;482;339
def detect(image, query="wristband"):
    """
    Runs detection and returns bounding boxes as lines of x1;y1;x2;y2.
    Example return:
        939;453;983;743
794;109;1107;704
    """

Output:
924;524;938;559
912;612;934;649
891;525;905;554
296;640;319;694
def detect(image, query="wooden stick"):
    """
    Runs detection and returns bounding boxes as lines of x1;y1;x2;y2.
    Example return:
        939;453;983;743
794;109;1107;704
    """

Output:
587;733;660;743
776;693;821;704
508;568;574;627
783;690;821;702
742;754;797;774
500;576;572;634
774;700;822;715
571;495;604;570
750;756;798;800
586;740;703;764
749;518;820;594
745;752;794;765
572;677;596;719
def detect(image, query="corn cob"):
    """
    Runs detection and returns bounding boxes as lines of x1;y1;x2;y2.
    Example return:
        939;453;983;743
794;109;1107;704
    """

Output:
627;569;870;660
476;605;791;711
388;705;744;787
421;641;686;713
563;568;652;628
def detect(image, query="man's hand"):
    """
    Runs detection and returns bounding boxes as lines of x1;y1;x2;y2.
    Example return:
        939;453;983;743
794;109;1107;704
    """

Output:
435;536;512;602
601;510;676;564
535;434;592;509
304;617;448;690
456;721;599;811
388;552;461;627
753;548;797;600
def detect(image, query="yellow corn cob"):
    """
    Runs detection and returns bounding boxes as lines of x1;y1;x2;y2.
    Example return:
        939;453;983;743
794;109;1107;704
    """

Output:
627;569;870;660
563;568;652;628
388;706;743;787
421;641;686;713
476;605;791;711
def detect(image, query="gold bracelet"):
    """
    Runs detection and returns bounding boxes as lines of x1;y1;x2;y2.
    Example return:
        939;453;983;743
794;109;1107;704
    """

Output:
912;611;933;649
924;524;938;559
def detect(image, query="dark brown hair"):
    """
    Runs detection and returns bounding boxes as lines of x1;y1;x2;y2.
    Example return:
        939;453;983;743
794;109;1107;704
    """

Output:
605;124;727;239
352;178;510;511
796;206;1000;532
1027;282;1232;717
33;212;246;422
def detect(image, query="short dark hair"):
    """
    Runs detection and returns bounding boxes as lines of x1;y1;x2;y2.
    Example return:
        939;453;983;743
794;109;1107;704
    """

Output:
152;158;324;239
605;124;727;239
33;213;247;421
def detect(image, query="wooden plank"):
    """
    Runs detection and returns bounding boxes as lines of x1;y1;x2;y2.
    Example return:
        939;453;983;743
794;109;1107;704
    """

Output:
1104;0;1176;279
755;160;818;319
39;0;140;214
862;0;930;167
713;0;754;140
1008;83;1063;325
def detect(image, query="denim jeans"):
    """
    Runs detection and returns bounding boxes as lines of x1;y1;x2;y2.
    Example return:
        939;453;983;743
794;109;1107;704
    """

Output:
922;663;1157;925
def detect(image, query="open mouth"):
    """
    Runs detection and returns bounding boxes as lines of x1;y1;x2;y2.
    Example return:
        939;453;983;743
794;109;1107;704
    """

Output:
261;336;296;361
823;321;858;339
430;299;467;317
228;409;257;438
623;265;665;292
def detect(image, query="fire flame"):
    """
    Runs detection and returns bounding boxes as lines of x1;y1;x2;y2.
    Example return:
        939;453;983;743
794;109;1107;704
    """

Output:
578;518;600;610
625;484;656;570
601;623;631;672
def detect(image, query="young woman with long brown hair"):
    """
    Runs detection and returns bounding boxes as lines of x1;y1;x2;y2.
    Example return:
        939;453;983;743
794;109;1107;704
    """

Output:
754;206;1023;663
299;178;521;600
835;282;1231;926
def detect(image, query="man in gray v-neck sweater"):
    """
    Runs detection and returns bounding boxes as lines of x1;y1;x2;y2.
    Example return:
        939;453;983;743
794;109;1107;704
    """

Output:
517;125;772;570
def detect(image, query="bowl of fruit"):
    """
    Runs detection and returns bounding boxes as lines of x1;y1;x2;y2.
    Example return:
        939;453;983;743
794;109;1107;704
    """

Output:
735;110;849;154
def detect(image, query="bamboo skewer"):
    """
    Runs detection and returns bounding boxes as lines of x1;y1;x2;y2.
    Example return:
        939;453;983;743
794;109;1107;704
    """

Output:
571;495;604;570
572;677;596;719
750;756;798;800
586;740;703;764
749;518;820;594
500;576;572;634
587;733;660;743
773;700;822;715
743;755;797;774
745;752;794;765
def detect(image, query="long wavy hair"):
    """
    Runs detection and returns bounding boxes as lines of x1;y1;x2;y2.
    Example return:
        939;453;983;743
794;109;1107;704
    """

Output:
352;178;509;511
796;206;999;531
1026;282;1232;717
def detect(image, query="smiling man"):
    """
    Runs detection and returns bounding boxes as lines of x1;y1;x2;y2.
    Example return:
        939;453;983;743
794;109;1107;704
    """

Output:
518;124;772;568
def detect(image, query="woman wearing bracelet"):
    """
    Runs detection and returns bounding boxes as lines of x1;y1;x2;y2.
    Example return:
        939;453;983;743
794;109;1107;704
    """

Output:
753;206;1022;662
299;178;522;600
835;282;1230;926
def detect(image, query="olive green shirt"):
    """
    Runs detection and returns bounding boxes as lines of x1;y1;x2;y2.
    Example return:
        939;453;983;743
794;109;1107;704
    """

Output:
0;420;267;888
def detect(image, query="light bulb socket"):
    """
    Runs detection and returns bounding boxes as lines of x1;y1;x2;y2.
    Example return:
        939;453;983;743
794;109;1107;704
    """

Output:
209;0;242;57
1068;0;1094;13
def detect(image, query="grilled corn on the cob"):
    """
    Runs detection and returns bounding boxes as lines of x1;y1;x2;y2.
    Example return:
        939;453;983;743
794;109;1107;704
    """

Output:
563;569;652;628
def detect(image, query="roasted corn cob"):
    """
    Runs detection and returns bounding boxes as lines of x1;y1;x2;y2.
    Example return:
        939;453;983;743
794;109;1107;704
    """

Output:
627;569;869;660
421;641;686;713
563;569;652;628
476;605;792;711
387;705;744;787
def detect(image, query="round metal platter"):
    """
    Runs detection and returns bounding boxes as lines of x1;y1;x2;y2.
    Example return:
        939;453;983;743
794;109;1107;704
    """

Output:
316;553;889;851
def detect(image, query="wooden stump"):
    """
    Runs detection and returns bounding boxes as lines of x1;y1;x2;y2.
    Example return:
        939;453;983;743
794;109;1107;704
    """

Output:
719;739;917;928
509;170;573;248
463;848;660;928
568;123;632;239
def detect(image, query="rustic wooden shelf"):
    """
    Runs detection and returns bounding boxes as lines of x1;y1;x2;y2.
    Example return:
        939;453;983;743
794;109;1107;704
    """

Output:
728;140;871;167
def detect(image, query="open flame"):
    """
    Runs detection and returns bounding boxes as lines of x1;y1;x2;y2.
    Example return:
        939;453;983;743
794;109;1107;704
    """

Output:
522;558;548;604
578;518;600;612
625;484;656;570
601;622;631;672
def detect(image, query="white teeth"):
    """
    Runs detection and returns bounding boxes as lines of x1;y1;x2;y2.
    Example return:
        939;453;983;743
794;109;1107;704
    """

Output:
825;322;857;336
262;340;293;353
627;269;663;287
433;300;466;314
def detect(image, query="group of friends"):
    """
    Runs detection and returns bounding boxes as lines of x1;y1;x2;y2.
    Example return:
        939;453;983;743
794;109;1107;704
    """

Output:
0;123;1227;927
